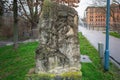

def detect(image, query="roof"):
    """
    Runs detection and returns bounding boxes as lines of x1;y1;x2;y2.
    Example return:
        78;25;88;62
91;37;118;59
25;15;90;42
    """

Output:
85;3;120;11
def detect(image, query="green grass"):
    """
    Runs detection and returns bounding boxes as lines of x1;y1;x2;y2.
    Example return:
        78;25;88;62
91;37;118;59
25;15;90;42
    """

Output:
103;32;120;38
109;32;120;38
0;33;120;80
78;32;120;80
0;42;39;80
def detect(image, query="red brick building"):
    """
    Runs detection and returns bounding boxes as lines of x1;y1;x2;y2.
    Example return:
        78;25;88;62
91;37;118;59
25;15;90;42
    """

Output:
85;4;120;30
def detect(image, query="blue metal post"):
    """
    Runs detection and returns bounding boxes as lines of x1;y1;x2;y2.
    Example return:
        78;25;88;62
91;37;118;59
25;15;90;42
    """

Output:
104;0;110;71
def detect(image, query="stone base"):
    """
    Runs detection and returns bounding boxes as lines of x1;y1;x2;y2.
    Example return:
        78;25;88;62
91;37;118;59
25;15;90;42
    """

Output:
25;68;82;80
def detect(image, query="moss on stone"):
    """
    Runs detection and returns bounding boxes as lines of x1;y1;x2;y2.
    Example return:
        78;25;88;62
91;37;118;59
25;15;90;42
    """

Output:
42;0;53;19
61;71;82;80
26;73;55;80
26;71;82;80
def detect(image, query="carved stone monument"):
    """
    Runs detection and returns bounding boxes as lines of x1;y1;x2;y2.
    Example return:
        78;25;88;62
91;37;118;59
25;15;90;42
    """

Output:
26;0;82;79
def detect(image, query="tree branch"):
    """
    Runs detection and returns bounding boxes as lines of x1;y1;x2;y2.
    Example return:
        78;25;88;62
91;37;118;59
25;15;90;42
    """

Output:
26;0;34;19
19;15;29;21
18;0;31;21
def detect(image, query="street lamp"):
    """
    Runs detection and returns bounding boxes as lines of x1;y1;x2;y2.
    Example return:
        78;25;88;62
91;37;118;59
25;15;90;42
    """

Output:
104;0;110;71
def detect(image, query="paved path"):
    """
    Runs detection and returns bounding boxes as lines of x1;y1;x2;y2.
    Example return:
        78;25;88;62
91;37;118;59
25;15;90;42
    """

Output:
79;26;120;68
0;39;39;47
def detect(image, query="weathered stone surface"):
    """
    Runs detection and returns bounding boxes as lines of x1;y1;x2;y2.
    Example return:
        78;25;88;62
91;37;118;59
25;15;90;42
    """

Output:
35;1;81;74
26;70;82;80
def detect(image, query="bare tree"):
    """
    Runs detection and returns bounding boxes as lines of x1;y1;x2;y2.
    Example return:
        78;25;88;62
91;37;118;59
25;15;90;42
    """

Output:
0;0;4;15
13;0;18;49
0;0;9;37
2;0;43;38
18;0;43;36
0;0;4;28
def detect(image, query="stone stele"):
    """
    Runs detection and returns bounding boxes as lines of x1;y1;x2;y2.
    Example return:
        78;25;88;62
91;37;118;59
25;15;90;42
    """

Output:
26;0;82;80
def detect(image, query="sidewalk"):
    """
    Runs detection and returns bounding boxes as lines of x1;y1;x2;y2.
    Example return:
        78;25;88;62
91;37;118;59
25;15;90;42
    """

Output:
79;26;120;68
0;39;39;47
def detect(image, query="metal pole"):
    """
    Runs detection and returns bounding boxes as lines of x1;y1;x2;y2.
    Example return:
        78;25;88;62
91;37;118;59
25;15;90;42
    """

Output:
104;0;110;71
98;42;104;65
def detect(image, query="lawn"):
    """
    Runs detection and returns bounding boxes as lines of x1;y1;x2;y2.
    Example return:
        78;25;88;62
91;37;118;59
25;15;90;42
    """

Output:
0;33;120;80
0;42;39;80
78;32;120;80
103;31;120;38
109;32;120;38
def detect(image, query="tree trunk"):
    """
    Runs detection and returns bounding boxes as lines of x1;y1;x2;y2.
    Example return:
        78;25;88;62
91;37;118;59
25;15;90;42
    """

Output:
13;0;18;49
0;0;4;15
30;22;38;38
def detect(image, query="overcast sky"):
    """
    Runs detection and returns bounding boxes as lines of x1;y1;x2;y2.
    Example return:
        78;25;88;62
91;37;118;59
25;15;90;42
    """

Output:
75;0;91;18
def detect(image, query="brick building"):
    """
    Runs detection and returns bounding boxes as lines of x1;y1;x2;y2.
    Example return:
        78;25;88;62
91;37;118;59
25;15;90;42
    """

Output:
85;4;120;30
